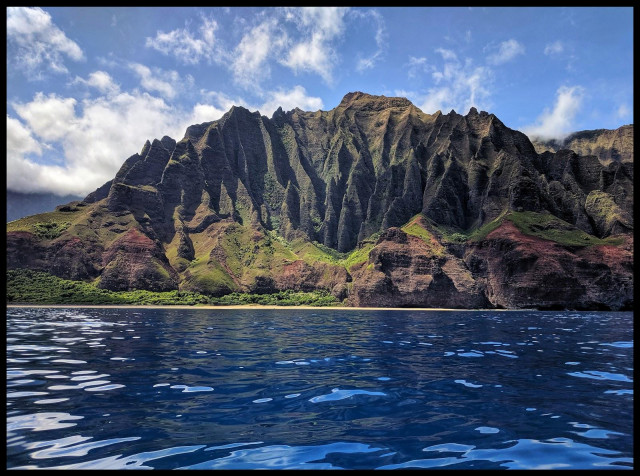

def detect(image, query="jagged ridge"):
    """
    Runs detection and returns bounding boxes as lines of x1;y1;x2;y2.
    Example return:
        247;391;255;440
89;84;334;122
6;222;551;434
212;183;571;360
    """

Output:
6;92;634;309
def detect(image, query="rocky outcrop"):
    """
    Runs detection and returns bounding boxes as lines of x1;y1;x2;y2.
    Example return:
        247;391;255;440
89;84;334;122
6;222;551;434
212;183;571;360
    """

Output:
6;231;47;271
6;92;634;309
97;228;178;291
348;226;489;308
6;231;102;281
464;221;633;310
277;259;350;298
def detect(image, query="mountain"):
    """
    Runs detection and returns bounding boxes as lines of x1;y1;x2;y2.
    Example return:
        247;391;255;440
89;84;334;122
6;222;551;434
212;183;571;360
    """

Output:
6;92;634;310
530;125;633;165
6;191;84;223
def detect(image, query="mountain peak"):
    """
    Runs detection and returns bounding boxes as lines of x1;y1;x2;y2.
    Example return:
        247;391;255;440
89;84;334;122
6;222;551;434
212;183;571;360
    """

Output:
160;136;176;152
338;91;413;110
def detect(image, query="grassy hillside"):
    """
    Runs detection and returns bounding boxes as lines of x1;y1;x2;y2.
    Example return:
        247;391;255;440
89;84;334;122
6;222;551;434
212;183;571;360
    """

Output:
6;209;626;306
430;210;623;247
6;269;340;306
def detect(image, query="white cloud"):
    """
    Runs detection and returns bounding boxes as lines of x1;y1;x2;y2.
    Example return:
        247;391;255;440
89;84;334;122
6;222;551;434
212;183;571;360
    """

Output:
486;39;525;65
7;115;43;158
420;88;453;114
7;91;197;196
259;85;324;116
7;156;104;197
179;91;255;130
417;50;493;114
281;7;348;84
544;40;564;56
86;71;119;94
129;63;179;99
7;83;311;196
616;103;630;120
73;71;120;95
290;6;347;38
393;89;418;101
231;18;287;90
543;41;577;72
521;85;585;140
352;9;387;72
199;90;253;112
284;38;334;83
435;48;458;62
13;92;78;142
188;104;228;125
7;6;85;78
145;13;224;65
406;56;431;80
197;85;323;119
6;84;324;196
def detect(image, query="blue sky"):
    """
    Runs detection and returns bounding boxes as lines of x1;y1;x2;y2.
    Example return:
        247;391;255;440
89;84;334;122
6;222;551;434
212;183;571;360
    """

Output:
6;6;633;196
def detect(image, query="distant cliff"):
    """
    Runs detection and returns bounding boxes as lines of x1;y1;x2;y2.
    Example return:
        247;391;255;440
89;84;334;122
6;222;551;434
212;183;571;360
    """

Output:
530;125;633;165
6;191;84;223
6;92;634;310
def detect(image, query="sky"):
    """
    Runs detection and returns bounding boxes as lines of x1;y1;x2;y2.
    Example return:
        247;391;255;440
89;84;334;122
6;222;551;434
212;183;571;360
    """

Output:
6;6;634;197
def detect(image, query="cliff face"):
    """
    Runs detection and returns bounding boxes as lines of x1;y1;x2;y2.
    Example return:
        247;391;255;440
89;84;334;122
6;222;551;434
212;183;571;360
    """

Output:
6;92;634;310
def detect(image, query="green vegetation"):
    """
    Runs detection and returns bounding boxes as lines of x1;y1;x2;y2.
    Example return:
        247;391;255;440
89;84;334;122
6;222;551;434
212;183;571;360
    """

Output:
212;290;339;307
292;239;344;265
217;223;298;279
8;269;125;305
401;215;446;256
7;209;81;233
467;213;507;242
292;233;386;271
428;210;507;243
263;172;285;211
448;233;467;243
425;209;622;248
341;242;374;270
6;269;339;307
183;258;238;295
506;211;623;247
5;204;135;249
402;221;432;242
32;221;71;240
290;231;385;271
422;219;467;244
584;190;630;234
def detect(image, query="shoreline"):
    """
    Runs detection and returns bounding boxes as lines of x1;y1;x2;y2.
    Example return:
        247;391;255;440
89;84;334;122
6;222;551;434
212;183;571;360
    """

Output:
6;303;507;312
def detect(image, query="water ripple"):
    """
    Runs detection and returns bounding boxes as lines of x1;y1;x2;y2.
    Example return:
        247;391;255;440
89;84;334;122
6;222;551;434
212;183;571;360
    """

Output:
567;370;632;382
6;307;633;470
7;412;83;433
169;385;214;393
309;388;386;403
454;379;483;388
378;438;632;469
28;435;141;459
179;442;383;469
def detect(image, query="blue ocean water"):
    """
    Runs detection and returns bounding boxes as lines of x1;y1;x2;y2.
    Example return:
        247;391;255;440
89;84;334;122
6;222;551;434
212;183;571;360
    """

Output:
6;307;633;469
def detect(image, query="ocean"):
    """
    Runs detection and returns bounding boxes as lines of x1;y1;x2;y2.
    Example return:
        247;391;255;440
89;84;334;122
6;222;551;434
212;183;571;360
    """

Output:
6;307;633;469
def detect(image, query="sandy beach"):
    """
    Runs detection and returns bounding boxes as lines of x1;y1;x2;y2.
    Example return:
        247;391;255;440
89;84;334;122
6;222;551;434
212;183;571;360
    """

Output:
6;304;499;312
